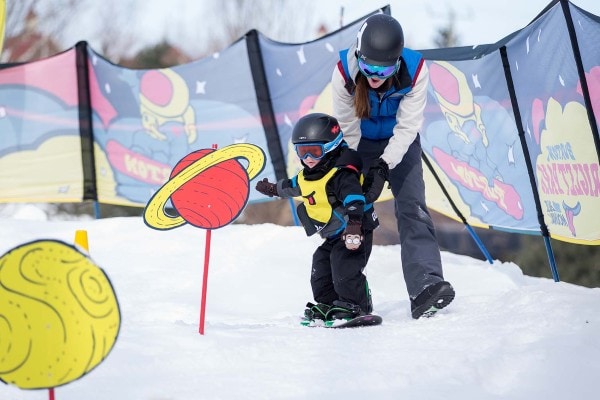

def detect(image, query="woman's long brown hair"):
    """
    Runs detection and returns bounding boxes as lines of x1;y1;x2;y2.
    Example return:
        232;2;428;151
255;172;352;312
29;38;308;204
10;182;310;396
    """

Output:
353;74;393;119
354;74;371;120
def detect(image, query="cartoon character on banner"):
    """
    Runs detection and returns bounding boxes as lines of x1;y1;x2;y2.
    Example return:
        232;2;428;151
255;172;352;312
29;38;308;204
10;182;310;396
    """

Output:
90;64;272;207
0;239;120;394
143;143;266;334
427;61;524;221
93;68;198;205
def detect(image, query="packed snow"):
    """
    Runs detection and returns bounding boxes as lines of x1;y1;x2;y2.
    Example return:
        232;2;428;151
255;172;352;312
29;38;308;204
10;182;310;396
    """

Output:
0;205;599;399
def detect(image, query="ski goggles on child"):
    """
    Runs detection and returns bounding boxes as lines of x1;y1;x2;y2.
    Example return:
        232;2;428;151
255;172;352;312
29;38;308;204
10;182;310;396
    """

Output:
294;133;343;160
358;59;398;79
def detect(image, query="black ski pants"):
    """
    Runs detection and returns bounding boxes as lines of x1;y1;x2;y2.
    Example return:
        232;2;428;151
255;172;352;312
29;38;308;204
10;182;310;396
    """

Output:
357;135;444;299
310;231;373;313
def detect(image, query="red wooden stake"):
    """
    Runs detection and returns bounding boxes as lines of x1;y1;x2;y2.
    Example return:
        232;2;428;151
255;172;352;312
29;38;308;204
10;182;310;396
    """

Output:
199;229;212;335
198;143;218;335
49;387;55;400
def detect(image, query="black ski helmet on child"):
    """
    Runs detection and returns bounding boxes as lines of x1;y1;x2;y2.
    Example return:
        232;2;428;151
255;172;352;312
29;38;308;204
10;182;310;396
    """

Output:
292;113;342;145
356;13;404;67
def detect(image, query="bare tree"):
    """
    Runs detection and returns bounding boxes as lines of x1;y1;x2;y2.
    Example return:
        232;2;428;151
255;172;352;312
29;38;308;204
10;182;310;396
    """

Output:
204;0;316;54
433;8;461;48
427;4;470;48
2;0;79;62
5;0;81;40
4;0;138;63
89;0;136;62
4;0;320;63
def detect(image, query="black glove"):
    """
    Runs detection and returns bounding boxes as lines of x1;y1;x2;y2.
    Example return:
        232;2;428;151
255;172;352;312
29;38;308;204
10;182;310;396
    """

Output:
255;178;278;197
342;220;363;251
363;158;389;204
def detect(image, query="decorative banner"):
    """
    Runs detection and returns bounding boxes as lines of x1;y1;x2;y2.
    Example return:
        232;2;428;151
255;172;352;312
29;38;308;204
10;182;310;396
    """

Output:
0;50;83;203
421;57;538;231
0;240;120;390
88;42;272;207
416;1;600;244
506;3;600;243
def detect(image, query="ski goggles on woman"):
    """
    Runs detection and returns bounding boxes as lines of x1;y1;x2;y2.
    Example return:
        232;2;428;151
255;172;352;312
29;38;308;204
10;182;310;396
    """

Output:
358;59;398;79
294;133;343;160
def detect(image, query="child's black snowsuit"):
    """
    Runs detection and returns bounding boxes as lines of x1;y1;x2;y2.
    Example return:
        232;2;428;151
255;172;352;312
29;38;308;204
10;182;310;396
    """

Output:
276;144;379;313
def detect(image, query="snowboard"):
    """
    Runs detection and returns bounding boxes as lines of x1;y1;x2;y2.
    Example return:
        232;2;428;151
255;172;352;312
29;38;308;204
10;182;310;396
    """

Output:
301;314;382;329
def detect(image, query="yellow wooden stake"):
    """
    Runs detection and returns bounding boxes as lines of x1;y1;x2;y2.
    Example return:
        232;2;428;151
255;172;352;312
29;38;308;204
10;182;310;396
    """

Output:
74;229;89;252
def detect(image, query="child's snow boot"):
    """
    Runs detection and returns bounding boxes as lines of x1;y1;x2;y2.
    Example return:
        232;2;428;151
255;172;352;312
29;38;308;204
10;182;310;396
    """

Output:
301;302;331;326
324;300;363;327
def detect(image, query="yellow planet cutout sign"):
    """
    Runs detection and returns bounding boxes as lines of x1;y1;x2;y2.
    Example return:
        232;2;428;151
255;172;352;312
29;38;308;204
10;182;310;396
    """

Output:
0;240;120;390
144;143;266;230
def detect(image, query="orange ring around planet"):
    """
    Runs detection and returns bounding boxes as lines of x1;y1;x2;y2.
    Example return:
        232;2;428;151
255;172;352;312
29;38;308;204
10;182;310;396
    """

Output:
144;143;265;230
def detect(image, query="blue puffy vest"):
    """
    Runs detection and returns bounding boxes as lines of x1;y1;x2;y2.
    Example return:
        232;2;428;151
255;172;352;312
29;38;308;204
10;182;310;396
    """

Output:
338;48;424;140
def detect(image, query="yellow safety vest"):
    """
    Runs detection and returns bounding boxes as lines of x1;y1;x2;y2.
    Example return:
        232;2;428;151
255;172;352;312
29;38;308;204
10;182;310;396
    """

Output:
297;167;339;224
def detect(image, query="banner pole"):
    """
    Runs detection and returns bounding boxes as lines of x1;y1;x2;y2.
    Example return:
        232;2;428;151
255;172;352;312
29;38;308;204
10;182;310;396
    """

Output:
75;41;98;205
421;153;493;264
560;0;600;159
500;45;561;281
245;30;287;181
465;225;493;263
94;201;101;219
543;236;560;282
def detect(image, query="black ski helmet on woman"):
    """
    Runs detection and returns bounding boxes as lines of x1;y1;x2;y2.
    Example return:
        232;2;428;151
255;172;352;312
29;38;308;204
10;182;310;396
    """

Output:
292;113;342;145
356;13;404;67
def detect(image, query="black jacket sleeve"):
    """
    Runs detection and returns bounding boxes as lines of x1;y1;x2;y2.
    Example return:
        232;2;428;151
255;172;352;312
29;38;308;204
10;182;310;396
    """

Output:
330;153;366;222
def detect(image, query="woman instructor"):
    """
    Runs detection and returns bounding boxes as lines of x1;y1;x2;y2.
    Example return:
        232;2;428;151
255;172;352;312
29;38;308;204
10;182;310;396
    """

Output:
331;13;455;319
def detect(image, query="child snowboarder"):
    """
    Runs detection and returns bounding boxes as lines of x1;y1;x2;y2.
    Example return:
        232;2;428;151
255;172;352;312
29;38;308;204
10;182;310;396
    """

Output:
255;113;379;326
